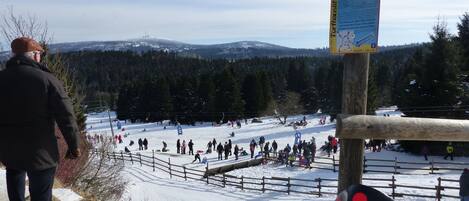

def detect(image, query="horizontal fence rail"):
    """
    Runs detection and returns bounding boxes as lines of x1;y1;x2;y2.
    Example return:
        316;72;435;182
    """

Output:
91;150;461;200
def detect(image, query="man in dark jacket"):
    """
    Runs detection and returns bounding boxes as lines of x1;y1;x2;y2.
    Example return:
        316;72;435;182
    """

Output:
143;138;148;150
138;138;143;151
217;143;224;160
461;169;469;201
234;145;239;160
188;139;194;155
0;37;80;201
176;139;181;154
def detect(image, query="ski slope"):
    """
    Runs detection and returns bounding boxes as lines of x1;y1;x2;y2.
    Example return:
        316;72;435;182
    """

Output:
86;107;466;201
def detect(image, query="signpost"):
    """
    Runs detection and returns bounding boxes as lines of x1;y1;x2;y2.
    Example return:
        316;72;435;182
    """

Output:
177;124;183;135
329;0;381;193
330;0;381;54
294;130;302;145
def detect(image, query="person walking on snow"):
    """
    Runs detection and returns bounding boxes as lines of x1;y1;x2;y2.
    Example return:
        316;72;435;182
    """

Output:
264;142;270;158
207;141;212;153
421;144;429;161
182;140;186;154
212;138;217;151
143;138;148;150
0;37;81;201
228;139;232;156
224;142;230;160
234;145;239;160
272;140;278;156
250;139;257;159
176;139;181;154
444;142;454;161
217;143;224;160
331;137;338;154
138;138;143;150
460;168;469;201
188;139;194;155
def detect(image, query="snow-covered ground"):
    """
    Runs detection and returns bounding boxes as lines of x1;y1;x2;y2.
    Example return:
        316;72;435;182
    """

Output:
86;107;465;201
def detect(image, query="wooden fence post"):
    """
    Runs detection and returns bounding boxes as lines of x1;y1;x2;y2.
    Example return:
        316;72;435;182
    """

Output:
152;150;155;172
337;53;369;192
241;176;244;190
363;156;367;173
287;177;291;195
168;158;172;178
317;178;322;197
130;152;133;165
113;151;117;162
223;174;226;188
183;166;187;181
393;157;397;175
430;159;434;174
332;155;336;172
206;163;209;184
262;176;265;193
436;178;441;201
120;151;124;164
391;175;395;199
138;153;142;167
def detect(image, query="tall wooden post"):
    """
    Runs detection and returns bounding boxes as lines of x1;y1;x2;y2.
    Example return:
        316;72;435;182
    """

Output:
337;53;369;192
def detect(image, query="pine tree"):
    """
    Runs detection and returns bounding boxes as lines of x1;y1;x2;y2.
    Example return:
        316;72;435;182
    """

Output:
116;84;131;120
198;74;216;121
457;12;469;72
258;71;273;111
242;73;263;117
215;68;244;121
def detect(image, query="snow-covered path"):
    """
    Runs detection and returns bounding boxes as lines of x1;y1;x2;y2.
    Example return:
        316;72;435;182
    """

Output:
86;108;465;201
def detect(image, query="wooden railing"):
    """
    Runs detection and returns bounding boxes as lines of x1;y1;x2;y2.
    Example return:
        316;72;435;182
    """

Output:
96;150;461;200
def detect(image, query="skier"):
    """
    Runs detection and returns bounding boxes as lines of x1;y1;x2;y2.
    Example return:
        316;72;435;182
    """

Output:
125;146;131;153
138;138;143;150
250;139;257;159
444;142;454;160
192;153;201;163
188;139;194;155
212;138;217;151
303;146;311;168
234;145;239;160
460;168;469;201
217;143;224;160
311;141;316;162
182;140;186;154
298;141;303;155
228;139;232;156
176;139;181;154
143;138;148;150
224;142;229;160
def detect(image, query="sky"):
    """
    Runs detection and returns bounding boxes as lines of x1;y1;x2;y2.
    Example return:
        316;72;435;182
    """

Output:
0;0;468;50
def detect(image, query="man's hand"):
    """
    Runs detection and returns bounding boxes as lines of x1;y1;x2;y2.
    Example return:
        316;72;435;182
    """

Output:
65;149;81;159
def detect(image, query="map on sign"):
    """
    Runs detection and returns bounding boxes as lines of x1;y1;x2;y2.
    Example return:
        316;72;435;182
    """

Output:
329;0;380;54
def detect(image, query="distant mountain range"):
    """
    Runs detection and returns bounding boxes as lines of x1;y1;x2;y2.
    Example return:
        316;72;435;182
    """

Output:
0;37;421;61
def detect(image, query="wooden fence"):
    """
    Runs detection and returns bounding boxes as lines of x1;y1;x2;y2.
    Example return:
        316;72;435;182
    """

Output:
96;150;461;200
269;154;469;175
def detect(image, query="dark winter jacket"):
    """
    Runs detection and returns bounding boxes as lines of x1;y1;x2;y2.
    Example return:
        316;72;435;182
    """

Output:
461;170;469;196
188;141;194;148
217;144;224;153
0;55;80;171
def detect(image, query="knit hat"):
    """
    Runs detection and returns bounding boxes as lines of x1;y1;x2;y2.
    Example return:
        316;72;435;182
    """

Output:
11;37;44;54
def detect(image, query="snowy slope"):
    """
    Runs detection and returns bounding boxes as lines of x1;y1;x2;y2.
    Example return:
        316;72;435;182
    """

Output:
86;108;465;201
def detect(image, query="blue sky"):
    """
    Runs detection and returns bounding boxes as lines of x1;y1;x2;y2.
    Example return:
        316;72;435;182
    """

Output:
0;0;468;49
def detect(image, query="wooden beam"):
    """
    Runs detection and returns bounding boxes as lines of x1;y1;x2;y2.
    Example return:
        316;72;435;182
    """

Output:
337;53;369;192
337;115;469;141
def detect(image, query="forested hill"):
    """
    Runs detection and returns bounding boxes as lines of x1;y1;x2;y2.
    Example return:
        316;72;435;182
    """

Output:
56;44;421;115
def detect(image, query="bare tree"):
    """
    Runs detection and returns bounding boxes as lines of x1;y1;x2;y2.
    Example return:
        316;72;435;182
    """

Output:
1;6;50;45
274;92;305;124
